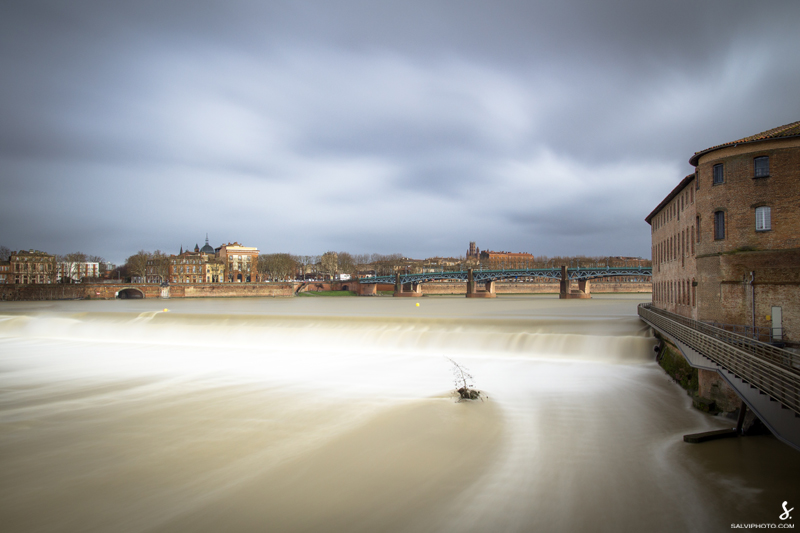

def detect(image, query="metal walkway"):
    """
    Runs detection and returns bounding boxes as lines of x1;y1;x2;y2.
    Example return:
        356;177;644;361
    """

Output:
638;304;800;451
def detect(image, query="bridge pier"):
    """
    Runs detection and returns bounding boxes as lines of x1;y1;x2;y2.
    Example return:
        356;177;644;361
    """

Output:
578;279;591;295
466;269;497;298
394;273;422;297
357;282;377;296
559;266;592;299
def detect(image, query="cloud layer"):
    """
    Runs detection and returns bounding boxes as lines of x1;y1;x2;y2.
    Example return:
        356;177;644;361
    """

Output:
2;1;799;262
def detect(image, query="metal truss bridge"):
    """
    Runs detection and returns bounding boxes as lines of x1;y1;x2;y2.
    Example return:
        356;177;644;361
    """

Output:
359;266;652;285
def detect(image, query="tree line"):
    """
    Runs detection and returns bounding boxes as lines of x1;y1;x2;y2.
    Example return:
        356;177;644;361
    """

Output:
0;244;650;284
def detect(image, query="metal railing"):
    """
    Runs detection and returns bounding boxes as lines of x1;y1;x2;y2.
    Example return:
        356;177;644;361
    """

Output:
703;321;783;345
361;267;652;285
639;304;800;415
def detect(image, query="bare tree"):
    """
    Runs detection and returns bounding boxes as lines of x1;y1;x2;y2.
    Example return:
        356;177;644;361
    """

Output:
320;251;338;281
295;255;312;280
447;358;481;400
125;250;150;283
258;253;298;281
337;251;356;278
150;250;170;283
58;252;88;283
0;246;11;261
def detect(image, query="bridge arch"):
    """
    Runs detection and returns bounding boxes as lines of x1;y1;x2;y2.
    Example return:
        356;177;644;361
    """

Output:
116;288;145;299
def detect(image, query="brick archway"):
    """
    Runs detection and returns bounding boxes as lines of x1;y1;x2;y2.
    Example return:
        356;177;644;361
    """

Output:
116;288;145;299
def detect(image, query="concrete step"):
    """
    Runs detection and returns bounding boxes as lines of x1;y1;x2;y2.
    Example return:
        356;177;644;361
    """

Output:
684;429;739;443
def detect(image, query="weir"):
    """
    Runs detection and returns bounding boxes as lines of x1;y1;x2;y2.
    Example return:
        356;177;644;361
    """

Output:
2;297;797;531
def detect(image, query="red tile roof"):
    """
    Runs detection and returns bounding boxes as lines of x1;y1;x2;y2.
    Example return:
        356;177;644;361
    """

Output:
689;120;800;166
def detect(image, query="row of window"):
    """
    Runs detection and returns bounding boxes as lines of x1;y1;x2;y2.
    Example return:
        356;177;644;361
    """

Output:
653;185;695;231
713;206;771;240
712;156;769;184
655;225;695;267
14;263;52;271
654;279;695;307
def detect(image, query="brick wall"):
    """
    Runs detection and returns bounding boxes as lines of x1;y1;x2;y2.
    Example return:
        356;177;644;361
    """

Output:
697;249;800;342
695;138;800;255
694;137;800;343
649;176;699;319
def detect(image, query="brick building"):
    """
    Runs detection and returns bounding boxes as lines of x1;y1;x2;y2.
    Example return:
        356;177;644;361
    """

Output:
648;120;800;345
8;250;57;284
164;242;226;284
479;250;536;268
646;174;698;318
215;242;259;283
0;261;9;284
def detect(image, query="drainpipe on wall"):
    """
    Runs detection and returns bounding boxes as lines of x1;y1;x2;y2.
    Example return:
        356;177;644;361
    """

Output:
749;271;756;338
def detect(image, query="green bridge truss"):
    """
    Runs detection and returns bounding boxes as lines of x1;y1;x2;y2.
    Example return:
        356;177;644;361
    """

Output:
359;266;652;285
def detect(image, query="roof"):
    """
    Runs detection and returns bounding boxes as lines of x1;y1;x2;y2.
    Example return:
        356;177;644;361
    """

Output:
11;250;53;258
689;120;800;166
644;174;695;224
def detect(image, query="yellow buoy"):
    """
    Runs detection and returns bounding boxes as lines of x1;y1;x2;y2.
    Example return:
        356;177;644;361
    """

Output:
415;303;420;307
163;308;169;312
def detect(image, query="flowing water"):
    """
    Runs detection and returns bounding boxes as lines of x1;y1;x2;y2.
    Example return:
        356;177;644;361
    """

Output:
1;295;798;532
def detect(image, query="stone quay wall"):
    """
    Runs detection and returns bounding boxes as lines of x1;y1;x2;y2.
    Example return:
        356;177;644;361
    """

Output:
0;282;294;301
0;280;651;301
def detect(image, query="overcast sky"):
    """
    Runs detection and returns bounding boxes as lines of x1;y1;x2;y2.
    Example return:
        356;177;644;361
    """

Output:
2;1;799;263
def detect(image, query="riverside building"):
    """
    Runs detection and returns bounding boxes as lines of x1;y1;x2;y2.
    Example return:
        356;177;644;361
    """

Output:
7;250;56;285
215;242;259;283
647;120;800;345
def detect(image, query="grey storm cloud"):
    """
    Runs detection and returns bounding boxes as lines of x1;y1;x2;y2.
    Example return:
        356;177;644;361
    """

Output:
1;0;799;262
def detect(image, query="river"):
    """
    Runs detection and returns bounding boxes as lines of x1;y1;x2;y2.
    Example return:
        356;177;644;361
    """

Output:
1;294;798;532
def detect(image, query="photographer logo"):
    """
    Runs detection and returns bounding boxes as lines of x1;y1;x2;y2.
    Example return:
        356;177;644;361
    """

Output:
781;502;794;521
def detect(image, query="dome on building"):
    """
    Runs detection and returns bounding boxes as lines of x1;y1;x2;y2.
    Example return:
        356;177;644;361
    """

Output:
200;234;215;254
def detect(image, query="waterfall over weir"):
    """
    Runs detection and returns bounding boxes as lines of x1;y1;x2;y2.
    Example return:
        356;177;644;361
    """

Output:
0;295;798;532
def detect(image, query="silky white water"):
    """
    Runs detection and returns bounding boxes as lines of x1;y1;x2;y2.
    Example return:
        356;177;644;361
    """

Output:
1;295;798;532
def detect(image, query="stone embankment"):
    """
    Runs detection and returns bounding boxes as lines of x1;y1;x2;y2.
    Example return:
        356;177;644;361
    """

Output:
0;280;650;301
0;282;294;301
